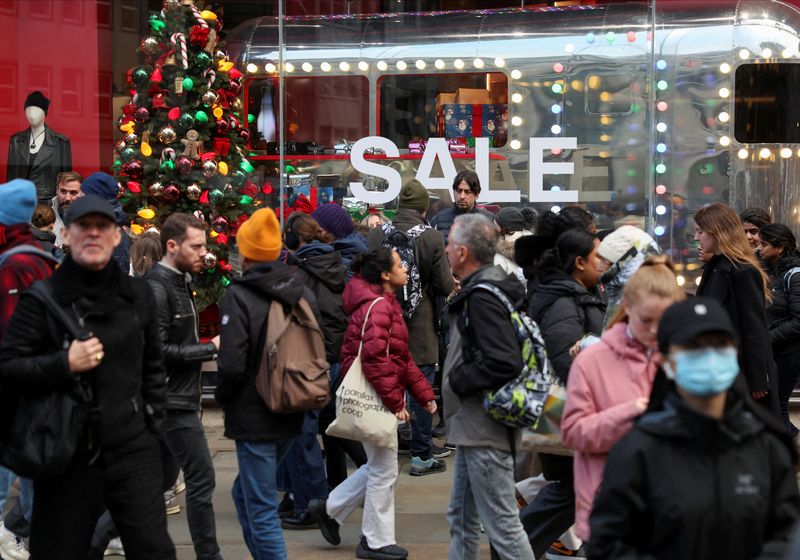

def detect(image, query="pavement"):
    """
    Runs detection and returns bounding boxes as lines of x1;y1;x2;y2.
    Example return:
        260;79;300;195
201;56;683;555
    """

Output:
166;407;492;559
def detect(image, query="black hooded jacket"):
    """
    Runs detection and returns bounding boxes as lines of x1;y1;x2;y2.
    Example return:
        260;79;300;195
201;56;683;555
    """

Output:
215;261;314;441
766;254;800;356
589;389;800;560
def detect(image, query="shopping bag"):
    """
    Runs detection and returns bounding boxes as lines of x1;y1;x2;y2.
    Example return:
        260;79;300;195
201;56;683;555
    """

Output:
521;380;573;456
325;298;398;447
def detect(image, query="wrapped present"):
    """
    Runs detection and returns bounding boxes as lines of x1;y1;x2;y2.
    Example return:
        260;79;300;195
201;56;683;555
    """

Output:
454;88;491;104
440;104;508;144
447;137;468;154
408;137;428;153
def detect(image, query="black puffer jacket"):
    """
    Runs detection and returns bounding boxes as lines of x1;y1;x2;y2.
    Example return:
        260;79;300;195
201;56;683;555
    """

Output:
528;270;605;384
145;263;217;411
589;389;800;560
215;261;312;441
429;204;494;244
766;254;800;356
289;241;347;364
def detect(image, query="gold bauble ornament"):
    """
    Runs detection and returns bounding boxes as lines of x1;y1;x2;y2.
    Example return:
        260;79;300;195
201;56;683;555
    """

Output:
158;125;177;144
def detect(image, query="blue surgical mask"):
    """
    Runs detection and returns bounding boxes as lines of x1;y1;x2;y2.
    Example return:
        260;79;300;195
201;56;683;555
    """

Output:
663;347;739;397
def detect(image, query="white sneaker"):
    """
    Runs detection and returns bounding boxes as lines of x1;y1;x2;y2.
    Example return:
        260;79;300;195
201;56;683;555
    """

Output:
103;537;125;557
0;523;28;560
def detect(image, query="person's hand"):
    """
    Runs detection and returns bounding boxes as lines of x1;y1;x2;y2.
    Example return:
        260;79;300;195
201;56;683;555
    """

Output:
426;400;438;414
68;337;105;374
395;408;411;422
569;340;582;358
752;390;768;400
634;397;649;414
211;335;220;350
453;277;461;293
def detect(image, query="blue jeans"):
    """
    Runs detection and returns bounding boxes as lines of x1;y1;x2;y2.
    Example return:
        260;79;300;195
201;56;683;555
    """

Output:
0;466;33;522
276;410;329;512
447;446;534;560
233;439;292;560
410;364;436;459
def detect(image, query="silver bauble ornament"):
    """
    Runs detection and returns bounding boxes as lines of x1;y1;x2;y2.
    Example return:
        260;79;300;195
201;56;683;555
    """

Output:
163;0;181;10
124;132;139;145
148;182;164;199
201;90;218;106
202;160;218;177
158;125;177;144
202;252;218;269
186;183;202;200
140;36;159;55
214;49;228;61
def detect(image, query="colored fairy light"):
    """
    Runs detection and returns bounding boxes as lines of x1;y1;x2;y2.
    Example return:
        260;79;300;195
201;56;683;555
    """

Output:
656;204;667;215
551;148;562;155
656;59;667;70
656;143;667;153
396;61;407;70
246;63;258;73
565;43;575;53
265;63;276;73
302;62;313;72
720;62;732;73
494;58;506;68
434;59;445;69
759;148;771;158
656;122;668;132
627;31;636;42
737;148;749;159
553;63;564;73
599;134;610;142
657;80;668;91
511;93;523;103
511;116;523;126
720;136;731;146
473;58;484;68
654;225;666;236
358;61;369;71
510;139;521;150
781;147;793;158
552;83;563;94
656;163;667;174
739;49;751;60
551;205;562;213
551;104;562;114
551;185;561;191
677;275;686;286
762;48;773;58
606;31;616;43
657;101;668;112
551;124;562;134
586;33;596;44
598;151;609;158
656;184;667;195
322;61;333;72
719;87;730;98
415;60;426;70
511;69;522;79
718;111;730;123
454;59;465;69
339;61;350;71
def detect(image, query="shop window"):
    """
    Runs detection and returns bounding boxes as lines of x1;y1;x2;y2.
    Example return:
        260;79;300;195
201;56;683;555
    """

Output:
62;68;82;115
120;0;138;32
584;71;634;116
735;63;800;143
28;0;52;20
245;75;369;152
97;0;111;28
61;0;83;25
0;64;17;113
379;72;508;149
96;72;112;117
27;66;51;104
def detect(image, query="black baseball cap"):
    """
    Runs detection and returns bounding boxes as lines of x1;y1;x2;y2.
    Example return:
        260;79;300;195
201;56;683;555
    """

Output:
63;194;118;226
657;297;737;353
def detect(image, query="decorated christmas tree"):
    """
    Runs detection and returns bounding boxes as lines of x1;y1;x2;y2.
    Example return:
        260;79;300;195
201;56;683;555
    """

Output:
114;0;257;310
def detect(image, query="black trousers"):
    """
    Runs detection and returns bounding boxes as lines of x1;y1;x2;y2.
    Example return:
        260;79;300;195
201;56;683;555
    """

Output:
519;480;575;558
163;410;221;560
30;437;175;560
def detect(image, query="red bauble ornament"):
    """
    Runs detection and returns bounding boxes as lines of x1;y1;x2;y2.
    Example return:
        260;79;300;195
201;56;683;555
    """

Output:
127;181;141;193
176;156;193;176
134;107;150;122
123;104;136;117
215;233;229;245
122;160;143;179
215;119;229;134
240;182;258;198
211;215;229;233
162;183;181;203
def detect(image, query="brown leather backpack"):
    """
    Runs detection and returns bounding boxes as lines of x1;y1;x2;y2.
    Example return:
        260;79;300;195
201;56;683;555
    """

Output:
255;297;330;413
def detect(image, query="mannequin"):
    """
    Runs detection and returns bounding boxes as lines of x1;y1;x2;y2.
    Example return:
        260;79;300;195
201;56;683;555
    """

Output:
6;91;72;202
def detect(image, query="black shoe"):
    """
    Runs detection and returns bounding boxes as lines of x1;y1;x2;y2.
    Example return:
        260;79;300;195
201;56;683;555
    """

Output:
278;493;294;519
308;499;340;546
356;535;408;559
281;511;318;530
443;441;456;450
432;445;452;459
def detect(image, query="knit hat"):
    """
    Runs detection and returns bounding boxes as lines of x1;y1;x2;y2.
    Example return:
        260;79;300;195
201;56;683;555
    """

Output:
495;207;526;232
237;208;282;262
81;172;119;200
398;179;429;213
312;203;353;240
598;225;655;264
0;179;37;226
25;91;50;115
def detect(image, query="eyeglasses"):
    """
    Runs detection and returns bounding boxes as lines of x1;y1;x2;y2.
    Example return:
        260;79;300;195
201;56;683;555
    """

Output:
454;188;475;196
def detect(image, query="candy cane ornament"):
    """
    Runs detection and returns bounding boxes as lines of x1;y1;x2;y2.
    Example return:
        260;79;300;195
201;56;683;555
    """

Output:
160;147;176;164
170;33;188;70
190;5;209;29
203;69;216;89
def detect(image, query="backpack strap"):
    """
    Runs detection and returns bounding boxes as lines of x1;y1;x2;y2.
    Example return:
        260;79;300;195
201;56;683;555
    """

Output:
784;267;800;293
469;282;517;315
0;244;60;269
26;281;92;342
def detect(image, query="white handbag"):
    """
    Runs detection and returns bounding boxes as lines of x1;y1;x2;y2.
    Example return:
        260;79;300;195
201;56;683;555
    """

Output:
325;297;398;448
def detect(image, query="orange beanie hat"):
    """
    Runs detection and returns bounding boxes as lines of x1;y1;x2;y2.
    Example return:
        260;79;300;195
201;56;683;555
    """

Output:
236;208;282;262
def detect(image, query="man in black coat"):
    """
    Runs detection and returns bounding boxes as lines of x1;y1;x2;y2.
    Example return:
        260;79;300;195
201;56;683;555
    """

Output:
145;213;221;560
429;170;494;244
589;298;800;560
0;195;174;559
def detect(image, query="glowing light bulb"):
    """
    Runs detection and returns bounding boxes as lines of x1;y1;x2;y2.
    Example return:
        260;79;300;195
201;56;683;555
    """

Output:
376;61;388;71
511;93;523;103
434;59;445;69
415;59;426;70
511;69;522;80
510;139;522;150
358;61;369;71
284;62;294;73
695;277;703;287
265;63;276;73
396;61;407;70
246;63;258;73
759;147;771;159
551;205;562;213
782;48;795;58
657;101;668;112
737;148;749;159
565;43;575;53
511;116;523;126
656;143;667;153
302;62;313;72
781;147;793;158
657;80;668;91
321;62;332;72
656;59;667;70
762;48;773;58
718;111;730;123
473;58;484;68
339;61;350;71
720;136;731;146
494;58;506;67
656;204;667;215
656;122;668;132
551;104;562;114
656;184;667;195
719;87;730;98
656;163;667;174
677;275;686;286
720;62;731;74
739;49;751;60
552;83;563;94
454;59;465;69
553;62;564;73
551;124;562;134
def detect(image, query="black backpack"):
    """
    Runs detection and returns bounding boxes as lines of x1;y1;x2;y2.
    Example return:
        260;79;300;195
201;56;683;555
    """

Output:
381;223;430;319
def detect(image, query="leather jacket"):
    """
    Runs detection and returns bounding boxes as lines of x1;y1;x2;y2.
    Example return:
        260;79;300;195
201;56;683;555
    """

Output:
7;127;72;202
145;263;216;411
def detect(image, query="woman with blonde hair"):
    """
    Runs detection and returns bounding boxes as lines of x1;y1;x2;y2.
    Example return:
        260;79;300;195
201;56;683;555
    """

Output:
562;256;685;542
693;202;779;413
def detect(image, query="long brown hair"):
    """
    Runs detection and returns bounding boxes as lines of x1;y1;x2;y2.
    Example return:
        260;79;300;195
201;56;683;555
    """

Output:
131;231;162;277
694;203;771;301
607;255;685;328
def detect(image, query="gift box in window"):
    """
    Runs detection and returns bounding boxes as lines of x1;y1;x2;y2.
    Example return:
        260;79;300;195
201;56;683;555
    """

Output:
440;104;508;146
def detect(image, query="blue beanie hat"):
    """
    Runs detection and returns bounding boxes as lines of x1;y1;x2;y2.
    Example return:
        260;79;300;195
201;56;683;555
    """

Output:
81;172;119;200
312;203;353;240
0;179;37;226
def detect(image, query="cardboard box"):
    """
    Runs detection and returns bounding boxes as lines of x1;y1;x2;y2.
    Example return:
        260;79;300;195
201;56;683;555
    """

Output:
435;92;456;109
454;88;492;104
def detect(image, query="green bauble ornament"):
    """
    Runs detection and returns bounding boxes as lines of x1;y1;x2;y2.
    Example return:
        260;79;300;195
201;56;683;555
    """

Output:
230;170;246;187
132;67;150;87
195;52;212;69
195;110;209;123
209;188;224;205
247;114;255;123
240;160;255;173
120;147;138;163
178;113;195;129
149;15;166;32
182;77;194;91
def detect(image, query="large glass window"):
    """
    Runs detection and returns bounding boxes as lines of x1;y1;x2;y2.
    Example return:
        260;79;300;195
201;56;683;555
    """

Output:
735;63;800;143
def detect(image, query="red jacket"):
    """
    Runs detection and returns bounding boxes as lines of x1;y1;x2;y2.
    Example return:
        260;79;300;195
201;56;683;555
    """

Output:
340;275;435;413
0;224;56;343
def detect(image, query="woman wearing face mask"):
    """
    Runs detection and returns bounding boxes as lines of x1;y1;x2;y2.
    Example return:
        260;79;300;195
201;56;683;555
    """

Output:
588;298;800;560
693;203;779;414
758;223;800;436
561;256;684;543
521;228;607;559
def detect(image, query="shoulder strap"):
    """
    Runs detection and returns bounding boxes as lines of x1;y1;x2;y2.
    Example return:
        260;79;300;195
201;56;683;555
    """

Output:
0;244;59;269
469;282;516;315
357;296;388;356
26;281;92;341
784;267;800;293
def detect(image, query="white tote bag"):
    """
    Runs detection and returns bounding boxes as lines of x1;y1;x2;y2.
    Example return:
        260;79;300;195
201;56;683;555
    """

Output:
325;297;398;448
